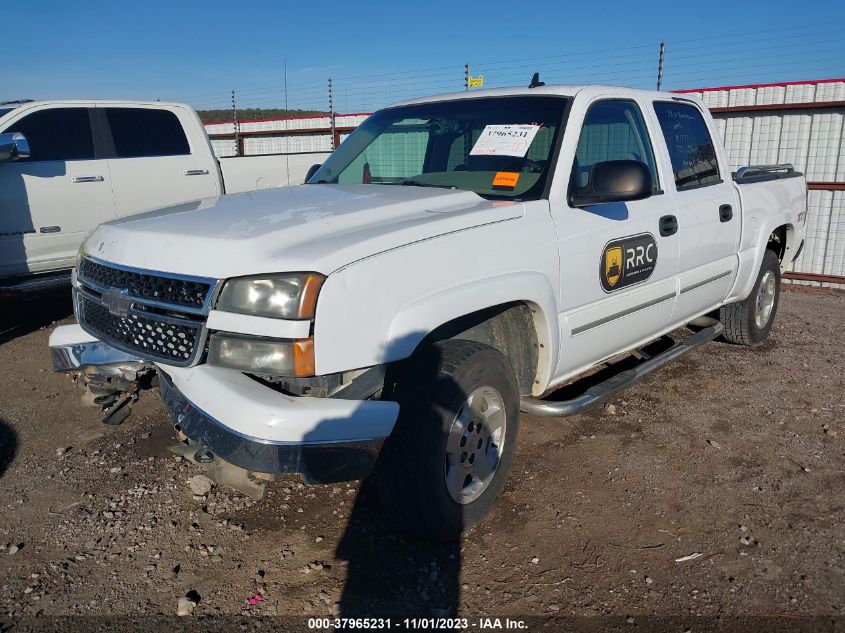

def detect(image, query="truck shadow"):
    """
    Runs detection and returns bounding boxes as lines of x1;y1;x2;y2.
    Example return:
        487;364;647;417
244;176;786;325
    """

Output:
306;336;463;618
334;479;461;617
0;287;74;346
0;418;18;481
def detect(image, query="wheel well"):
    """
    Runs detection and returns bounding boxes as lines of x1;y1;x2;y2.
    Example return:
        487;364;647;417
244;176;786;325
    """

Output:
423;302;540;396
767;225;791;262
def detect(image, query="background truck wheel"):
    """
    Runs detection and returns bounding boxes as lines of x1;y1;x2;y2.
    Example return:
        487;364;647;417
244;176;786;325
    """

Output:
376;339;520;541
720;249;781;346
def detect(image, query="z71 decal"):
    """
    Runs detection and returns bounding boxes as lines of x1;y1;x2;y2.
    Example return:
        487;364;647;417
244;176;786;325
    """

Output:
600;233;658;292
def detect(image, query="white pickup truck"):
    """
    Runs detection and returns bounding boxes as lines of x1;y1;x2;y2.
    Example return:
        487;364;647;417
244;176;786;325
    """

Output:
49;83;806;540
0;100;288;293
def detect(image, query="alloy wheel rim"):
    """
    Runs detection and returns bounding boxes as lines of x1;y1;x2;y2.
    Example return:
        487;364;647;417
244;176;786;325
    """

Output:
755;270;776;329
444;385;507;505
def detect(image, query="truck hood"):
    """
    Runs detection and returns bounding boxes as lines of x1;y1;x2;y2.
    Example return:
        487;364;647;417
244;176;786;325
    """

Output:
84;184;523;278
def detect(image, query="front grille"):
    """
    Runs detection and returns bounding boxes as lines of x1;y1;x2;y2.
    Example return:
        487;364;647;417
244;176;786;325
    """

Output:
78;294;202;364
78;257;211;309
75;257;217;366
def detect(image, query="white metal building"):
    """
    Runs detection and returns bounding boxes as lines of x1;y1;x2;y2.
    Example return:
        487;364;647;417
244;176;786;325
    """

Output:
677;78;844;287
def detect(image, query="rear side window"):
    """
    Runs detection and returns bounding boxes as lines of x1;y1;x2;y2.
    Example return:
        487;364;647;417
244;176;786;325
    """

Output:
104;108;190;158
653;102;720;190
5;107;95;162
572;100;659;192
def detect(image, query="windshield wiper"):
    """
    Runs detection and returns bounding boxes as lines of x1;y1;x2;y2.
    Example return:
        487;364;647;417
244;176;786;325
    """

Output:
400;179;455;189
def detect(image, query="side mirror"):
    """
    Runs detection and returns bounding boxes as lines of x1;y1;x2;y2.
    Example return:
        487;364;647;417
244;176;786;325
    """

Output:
305;163;322;182
570;160;651;207
0;132;30;162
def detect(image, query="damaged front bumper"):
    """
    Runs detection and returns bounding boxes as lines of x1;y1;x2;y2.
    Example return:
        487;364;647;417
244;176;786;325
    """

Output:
158;367;398;483
49;324;400;484
49;323;149;374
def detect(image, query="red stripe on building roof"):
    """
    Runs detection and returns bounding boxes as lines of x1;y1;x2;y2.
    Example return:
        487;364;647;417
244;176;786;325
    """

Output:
673;77;845;93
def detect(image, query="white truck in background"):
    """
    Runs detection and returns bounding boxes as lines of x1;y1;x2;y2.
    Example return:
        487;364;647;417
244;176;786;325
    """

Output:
49;83;807;540
0;100;310;293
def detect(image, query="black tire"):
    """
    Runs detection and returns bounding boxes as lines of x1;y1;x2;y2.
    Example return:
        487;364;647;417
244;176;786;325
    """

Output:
720;249;781;346
376;340;520;541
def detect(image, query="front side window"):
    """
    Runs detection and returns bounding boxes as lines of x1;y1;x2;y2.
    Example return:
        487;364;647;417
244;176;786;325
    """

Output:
4;107;95;162
653;101;720;190
310;96;568;200
571;99;659;192
104;108;190;158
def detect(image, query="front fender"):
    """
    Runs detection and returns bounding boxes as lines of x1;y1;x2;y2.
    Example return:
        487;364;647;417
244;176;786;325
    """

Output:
312;208;561;390
384;271;559;392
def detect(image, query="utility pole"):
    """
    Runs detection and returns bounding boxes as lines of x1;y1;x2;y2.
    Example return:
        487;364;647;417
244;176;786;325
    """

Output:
231;89;241;156
464;63;470;91
328;78;337;150
283;57;290;183
656;41;665;91
283;58;289;113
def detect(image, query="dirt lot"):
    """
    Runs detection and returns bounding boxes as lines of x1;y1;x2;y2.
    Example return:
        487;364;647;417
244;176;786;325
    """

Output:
0;286;842;631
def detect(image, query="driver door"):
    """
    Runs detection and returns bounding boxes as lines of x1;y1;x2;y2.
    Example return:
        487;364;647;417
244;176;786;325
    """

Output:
0;105;116;276
551;97;680;378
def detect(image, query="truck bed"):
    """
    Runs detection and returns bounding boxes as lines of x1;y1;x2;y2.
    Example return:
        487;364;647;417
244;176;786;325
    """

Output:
732;163;806;259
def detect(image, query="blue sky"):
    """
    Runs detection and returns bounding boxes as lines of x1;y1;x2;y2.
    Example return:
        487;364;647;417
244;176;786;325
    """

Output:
4;0;844;112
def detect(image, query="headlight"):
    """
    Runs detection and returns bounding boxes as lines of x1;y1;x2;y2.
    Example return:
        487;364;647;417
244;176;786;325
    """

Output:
216;273;325;319
207;333;315;376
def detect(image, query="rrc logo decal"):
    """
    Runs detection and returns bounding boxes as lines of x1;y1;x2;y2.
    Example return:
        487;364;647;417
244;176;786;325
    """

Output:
600;233;658;292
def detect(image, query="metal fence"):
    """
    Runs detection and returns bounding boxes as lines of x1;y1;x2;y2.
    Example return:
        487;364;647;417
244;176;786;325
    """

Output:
204;113;368;157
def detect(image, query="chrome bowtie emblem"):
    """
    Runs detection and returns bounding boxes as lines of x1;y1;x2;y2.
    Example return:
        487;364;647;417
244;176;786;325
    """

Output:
101;288;132;317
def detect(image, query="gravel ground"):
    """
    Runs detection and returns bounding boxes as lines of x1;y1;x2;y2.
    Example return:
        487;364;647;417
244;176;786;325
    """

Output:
0;285;842;631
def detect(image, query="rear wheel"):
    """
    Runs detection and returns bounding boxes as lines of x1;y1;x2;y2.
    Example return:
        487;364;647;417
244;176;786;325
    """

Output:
376;340;520;541
720;249;781;346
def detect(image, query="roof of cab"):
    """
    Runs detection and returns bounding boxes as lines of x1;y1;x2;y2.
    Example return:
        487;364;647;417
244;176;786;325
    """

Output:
388;84;702;108
2;99;190;108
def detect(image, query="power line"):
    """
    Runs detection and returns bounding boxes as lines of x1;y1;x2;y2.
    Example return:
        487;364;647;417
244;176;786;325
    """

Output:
172;18;844;115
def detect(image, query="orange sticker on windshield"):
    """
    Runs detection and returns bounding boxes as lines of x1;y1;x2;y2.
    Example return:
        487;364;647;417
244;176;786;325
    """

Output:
493;171;520;189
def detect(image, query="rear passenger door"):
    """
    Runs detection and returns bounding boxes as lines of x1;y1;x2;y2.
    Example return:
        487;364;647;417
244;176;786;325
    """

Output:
651;100;740;320
100;106;220;216
552;98;680;375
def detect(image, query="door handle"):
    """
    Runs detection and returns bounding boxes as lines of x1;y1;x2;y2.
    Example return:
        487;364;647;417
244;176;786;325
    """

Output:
71;176;104;183
719;204;733;222
659;215;678;237
183;169;209;176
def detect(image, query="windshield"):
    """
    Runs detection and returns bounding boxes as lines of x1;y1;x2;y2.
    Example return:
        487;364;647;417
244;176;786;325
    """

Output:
309;96;568;200
0;108;14;118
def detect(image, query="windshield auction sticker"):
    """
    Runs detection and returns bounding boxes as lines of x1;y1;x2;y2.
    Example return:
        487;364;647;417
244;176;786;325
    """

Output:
492;171;520;188
470;124;540;157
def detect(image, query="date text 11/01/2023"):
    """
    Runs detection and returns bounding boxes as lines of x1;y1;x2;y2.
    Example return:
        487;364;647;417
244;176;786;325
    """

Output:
308;617;528;629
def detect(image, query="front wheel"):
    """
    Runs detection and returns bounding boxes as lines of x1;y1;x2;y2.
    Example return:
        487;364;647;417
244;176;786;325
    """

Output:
720;249;781;346
376;340;520;541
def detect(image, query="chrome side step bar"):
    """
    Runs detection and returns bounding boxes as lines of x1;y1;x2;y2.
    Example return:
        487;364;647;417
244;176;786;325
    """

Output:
520;323;724;417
